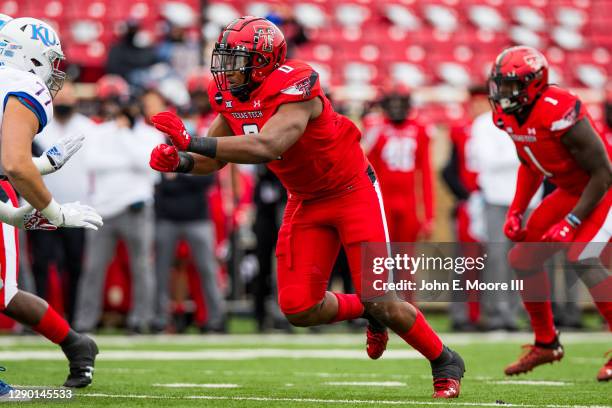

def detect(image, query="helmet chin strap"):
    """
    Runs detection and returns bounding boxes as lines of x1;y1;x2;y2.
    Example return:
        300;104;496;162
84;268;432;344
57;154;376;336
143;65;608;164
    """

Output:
230;83;252;102
230;65;260;102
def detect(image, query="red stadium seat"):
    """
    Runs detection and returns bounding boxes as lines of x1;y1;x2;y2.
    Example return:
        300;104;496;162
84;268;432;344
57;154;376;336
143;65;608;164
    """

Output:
66;41;108;66
0;0;23;16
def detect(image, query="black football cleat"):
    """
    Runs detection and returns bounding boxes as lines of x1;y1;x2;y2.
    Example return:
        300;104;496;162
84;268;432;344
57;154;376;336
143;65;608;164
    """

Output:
62;335;99;388
431;346;465;398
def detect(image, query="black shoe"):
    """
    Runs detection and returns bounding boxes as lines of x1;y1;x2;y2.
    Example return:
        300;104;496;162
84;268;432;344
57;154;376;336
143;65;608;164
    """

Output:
200;321;228;334
431;346;466;381
451;321;478;332
62;335;99;388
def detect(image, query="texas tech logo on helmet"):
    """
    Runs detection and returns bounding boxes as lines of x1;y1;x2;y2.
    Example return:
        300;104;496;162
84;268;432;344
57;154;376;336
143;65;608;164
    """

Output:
524;53;545;72
253;25;275;53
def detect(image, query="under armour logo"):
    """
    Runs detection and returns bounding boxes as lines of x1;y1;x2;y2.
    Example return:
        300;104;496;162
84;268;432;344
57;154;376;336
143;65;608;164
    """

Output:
527;128;536;135
560;226;570;237
225;100;233;109
253;100;261;108
84;366;94;379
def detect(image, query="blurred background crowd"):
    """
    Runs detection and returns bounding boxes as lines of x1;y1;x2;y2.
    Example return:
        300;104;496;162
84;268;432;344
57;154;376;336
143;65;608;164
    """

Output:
0;0;611;335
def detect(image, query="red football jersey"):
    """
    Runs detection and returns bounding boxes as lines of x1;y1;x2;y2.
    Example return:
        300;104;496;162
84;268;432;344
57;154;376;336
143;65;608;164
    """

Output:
208;60;367;199
366;118;434;220
493;85;612;195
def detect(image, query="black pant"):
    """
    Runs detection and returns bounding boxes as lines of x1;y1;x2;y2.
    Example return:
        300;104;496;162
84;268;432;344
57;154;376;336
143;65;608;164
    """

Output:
28;228;85;324
253;204;281;327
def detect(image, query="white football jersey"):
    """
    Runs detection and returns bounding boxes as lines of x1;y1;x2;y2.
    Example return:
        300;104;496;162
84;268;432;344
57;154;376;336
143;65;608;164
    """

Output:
0;65;54;134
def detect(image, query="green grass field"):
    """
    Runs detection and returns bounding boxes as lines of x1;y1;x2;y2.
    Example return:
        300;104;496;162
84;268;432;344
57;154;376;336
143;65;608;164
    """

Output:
0;327;610;407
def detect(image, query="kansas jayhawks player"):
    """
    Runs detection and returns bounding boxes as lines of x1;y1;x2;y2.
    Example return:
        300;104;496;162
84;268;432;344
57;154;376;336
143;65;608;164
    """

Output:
149;16;465;398
0;17;102;389
489;46;612;381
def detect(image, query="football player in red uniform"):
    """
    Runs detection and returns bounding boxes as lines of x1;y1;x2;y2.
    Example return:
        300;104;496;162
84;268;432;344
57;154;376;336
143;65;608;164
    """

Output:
366;87;434;243
149;16;465;397
489;46;612;380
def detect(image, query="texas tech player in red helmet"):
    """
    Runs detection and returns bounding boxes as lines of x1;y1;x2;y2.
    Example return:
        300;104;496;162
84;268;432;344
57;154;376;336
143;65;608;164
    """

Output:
148;16;465;397
490;45;612;381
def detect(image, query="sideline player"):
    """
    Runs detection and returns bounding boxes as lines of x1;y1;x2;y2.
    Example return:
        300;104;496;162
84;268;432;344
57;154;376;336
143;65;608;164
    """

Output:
365;86;434;243
0;17;103;389
489;45;612;381
149;16;465;398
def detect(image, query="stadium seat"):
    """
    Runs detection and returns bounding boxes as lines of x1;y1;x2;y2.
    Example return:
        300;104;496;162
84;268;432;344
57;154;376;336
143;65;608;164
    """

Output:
0;0;23;16
335;3;371;27
510;5;547;31
423;3;459;32
467;4;507;31
294;3;327;29
388;62;429;88
551;26;585;50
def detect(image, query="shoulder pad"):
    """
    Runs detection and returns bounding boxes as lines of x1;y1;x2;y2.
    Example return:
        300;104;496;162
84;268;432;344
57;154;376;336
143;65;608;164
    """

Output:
266;60;321;103
1;67;53;133
537;86;585;133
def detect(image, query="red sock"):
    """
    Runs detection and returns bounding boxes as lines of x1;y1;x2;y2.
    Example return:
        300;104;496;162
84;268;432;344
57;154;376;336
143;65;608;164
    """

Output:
520;271;556;344
330;293;364;323
594;302;612;331
398;310;443;360
33;306;70;344
588;276;612;331
524;301;556;343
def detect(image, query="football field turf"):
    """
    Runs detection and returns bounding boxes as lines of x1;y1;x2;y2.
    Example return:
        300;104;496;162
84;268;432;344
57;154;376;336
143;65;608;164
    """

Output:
0;330;610;407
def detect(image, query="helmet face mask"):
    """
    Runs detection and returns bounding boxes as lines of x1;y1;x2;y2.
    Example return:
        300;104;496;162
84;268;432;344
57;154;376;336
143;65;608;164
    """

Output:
211;43;269;99
489;46;549;115
488;76;525;113
211;16;287;101
44;49;66;98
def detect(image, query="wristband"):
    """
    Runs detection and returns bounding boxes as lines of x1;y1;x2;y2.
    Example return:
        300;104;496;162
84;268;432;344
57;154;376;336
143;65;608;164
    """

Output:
32;155;55;175
565;213;581;228
41;199;62;225
176;152;195;173
188;137;217;158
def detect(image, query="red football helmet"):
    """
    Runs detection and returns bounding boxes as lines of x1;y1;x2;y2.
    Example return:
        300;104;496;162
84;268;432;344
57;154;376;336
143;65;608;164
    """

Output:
96;74;130;101
211;16;287;100
489;46;549;113
186;69;213;94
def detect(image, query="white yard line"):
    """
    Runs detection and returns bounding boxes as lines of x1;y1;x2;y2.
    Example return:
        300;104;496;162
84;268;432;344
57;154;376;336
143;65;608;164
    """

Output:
488;380;571;386
324;381;406;387
0;349;421;361
153;383;239;388
79;393;612;408
0;332;608;347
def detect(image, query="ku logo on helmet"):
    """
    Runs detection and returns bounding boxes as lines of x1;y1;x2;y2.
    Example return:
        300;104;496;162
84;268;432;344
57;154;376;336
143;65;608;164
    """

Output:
29;24;59;47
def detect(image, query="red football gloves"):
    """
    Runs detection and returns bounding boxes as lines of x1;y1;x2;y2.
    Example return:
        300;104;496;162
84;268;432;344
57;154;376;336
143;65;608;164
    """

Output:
150;144;179;172
541;218;577;243
504;210;527;242
150;111;191;151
